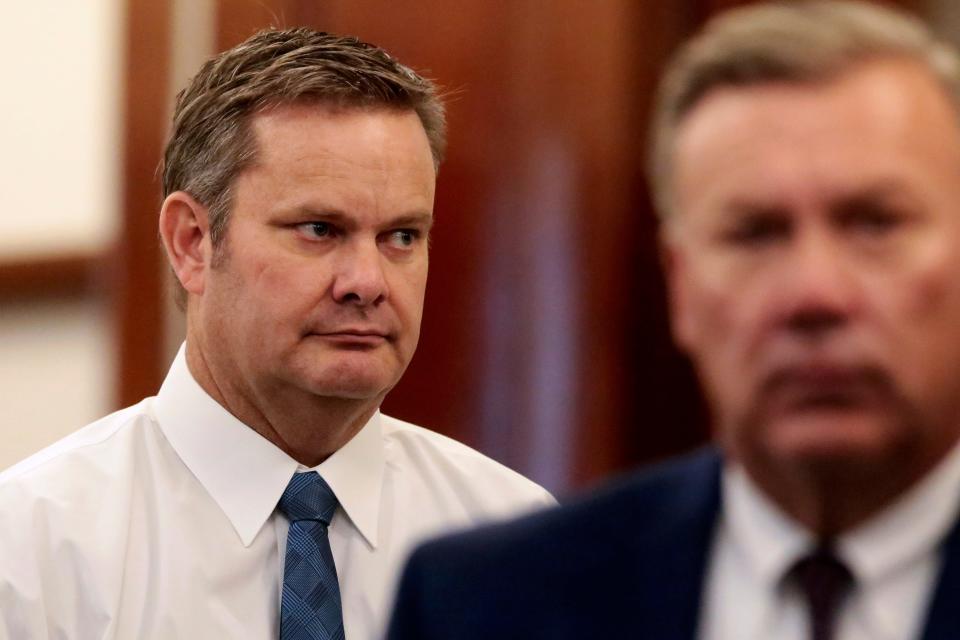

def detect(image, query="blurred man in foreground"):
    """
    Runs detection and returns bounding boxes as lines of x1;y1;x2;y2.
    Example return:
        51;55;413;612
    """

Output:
0;28;552;639
388;2;960;638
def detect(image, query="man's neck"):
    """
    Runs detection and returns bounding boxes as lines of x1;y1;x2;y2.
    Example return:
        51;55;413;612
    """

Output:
739;445;955;537
185;341;380;467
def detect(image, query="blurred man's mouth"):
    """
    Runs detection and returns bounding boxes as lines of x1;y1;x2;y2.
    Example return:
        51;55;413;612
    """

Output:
759;363;894;414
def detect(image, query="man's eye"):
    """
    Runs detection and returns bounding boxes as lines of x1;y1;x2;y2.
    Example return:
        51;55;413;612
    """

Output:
842;208;903;237
388;229;418;247
722;216;790;247
299;222;332;238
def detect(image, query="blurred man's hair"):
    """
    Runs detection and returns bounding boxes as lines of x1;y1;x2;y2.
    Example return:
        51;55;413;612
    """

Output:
162;27;446;304
649;0;960;221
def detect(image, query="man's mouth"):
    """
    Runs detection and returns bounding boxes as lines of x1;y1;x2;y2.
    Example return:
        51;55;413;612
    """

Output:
759;363;893;413
308;329;391;347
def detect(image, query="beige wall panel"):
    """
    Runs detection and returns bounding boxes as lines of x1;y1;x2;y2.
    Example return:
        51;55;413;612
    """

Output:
0;300;113;470
0;0;122;260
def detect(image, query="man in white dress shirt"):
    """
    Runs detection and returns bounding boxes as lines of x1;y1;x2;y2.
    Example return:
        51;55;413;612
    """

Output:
388;3;960;639
0;28;553;639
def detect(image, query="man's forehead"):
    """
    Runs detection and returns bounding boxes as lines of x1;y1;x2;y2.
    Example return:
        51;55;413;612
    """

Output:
670;58;960;207
677;56;956;141
244;103;434;174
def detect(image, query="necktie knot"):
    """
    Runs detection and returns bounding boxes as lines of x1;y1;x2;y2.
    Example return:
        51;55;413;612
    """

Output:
788;546;854;640
278;472;339;525
278;472;344;639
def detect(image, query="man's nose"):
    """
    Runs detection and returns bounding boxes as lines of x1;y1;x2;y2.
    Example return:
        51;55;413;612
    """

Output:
775;233;860;337
331;240;388;306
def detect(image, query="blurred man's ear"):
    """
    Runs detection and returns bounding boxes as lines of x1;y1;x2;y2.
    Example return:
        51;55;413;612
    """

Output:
159;191;212;297
659;230;696;353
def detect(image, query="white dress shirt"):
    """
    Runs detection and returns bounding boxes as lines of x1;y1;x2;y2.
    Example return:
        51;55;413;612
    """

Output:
700;442;960;640
0;346;554;639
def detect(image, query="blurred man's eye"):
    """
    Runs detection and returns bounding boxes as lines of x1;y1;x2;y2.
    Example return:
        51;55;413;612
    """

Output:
837;203;905;237
722;214;790;247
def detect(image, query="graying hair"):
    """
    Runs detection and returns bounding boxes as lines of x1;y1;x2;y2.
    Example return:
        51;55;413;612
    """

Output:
649;0;960;221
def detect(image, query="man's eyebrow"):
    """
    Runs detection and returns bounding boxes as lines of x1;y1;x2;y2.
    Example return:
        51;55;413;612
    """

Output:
722;199;788;218
722;179;913;212
389;212;434;229
291;206;349;221
835;180;920;205
291;207;434;230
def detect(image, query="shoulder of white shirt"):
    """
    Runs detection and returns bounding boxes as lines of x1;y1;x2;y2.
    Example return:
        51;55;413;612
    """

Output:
379;413;557;507
0;399;151;487
0;403;556;510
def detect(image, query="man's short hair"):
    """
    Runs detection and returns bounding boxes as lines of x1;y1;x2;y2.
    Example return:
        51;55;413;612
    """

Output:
162;27;446;270
649;0;960;221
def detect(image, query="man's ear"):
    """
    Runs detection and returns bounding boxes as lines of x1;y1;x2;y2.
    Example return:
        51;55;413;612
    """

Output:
159;191;212;297
660;229;695;353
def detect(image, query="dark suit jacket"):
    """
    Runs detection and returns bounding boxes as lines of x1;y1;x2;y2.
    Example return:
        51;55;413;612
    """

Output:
387;448;960;640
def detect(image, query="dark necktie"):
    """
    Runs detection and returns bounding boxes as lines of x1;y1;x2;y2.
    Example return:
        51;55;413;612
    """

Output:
788;546;854;640
277;472;345;640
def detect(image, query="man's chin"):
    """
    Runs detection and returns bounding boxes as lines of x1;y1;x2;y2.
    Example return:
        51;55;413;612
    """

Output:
298;374;392;401
285;349;405;401
753;409;907;471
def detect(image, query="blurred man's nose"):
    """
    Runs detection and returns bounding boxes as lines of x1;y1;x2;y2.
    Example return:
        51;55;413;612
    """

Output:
774;230;859;338
331;240;388;306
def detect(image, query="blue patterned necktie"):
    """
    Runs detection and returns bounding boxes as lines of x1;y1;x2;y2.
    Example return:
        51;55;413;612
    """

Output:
278;472;345;640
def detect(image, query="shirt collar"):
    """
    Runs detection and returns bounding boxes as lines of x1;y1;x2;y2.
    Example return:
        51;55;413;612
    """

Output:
838;439;960;629
154;343;385;548
724;439;960;583
300;407;384;549
838;439;960;578
724;441;960;636
722;463;813;591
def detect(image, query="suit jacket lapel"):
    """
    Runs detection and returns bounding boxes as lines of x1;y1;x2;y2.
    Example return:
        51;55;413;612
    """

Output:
920;507;960;640
626;449;723;640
